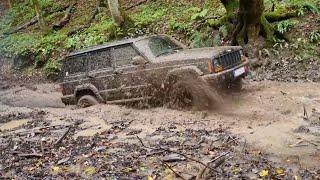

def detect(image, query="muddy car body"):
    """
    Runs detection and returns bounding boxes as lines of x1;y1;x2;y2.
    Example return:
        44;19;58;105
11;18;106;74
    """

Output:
60;35;250;107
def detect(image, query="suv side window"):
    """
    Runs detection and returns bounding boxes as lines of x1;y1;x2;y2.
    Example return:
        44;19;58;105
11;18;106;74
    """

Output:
62;55;87;76
111;44;139;67
87;48;112;71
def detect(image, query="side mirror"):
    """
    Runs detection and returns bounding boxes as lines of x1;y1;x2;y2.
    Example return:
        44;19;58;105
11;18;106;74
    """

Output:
132;56;148;65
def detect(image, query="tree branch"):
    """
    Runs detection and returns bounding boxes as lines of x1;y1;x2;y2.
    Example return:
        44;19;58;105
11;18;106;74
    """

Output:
53;1;78;30
162;161;187;180
67;7;99;36
136;136;220;173
125;0;148;10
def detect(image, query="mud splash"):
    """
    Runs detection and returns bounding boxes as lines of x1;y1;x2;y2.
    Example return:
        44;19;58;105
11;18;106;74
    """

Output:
142;73;223;110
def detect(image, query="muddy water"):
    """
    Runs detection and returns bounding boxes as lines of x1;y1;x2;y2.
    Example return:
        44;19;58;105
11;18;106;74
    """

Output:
0;119;29;131
226;81;320;170
0;83;65;108
0;80;319;170
239;120;320;170
73;116;112;138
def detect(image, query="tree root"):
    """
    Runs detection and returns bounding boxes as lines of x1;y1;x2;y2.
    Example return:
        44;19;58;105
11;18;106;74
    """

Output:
216;0;299;45
5;17;38;35
265;11;298;23
260;15;274;41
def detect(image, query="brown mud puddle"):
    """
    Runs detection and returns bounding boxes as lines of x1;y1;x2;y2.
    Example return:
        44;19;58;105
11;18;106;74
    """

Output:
0;119;29;131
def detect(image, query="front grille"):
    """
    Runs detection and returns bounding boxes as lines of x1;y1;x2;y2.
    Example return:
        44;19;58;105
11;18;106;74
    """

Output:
217;50;241;70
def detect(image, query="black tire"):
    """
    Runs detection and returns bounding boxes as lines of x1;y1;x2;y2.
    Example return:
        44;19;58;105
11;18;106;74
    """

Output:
217;78;243;92
229;78;243;91
77;95;99;108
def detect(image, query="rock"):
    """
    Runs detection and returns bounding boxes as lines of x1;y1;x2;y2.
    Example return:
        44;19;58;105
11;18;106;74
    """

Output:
163;154;186;162
57;157;70;165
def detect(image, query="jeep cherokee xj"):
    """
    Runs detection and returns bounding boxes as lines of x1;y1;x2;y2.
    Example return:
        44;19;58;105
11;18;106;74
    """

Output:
59;34;250;107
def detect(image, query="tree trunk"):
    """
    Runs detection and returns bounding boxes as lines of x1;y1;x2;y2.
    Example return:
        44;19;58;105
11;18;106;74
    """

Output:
220;0;239;17
231;0;273;45
8;0;13;8
107;0;124;26
30;0;48;32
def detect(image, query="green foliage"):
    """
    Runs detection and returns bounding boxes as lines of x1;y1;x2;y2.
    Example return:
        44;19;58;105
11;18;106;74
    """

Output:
39;0;54;9
169;18;191;34
301;2;320;14
191;30;214;48
64;21;121;50
287;0;319;14
0;34;39;56
0;2;34;34
309;30;320;43
132;1;196;37
133;4;167;30
275;20;297;34
297;7;305;16
219;25;228;38
44;59;61;78
191;8;208;21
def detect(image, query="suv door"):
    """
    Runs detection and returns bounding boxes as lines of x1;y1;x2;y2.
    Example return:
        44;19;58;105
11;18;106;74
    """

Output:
108;43;149;101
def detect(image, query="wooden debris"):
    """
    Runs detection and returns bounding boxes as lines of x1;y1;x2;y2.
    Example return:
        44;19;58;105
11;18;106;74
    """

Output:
136;136;220;173
162;161;187;180
54;127;71;146
17;153;43;158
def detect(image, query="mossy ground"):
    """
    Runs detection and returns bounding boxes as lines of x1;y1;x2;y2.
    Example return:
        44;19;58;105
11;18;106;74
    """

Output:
0;0;319;78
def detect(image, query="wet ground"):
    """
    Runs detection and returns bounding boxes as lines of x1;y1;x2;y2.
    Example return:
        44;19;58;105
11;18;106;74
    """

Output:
0;77;319;179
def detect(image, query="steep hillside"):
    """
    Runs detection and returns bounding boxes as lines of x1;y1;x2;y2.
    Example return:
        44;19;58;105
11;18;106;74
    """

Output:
0;0;319;80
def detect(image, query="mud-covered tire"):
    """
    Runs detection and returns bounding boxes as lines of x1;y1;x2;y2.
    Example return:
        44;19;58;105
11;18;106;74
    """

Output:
219;78;243;91
77;95;99;108
229;78;243;91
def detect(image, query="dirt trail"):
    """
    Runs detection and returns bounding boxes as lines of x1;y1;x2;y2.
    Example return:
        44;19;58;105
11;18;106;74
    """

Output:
0;79;319;178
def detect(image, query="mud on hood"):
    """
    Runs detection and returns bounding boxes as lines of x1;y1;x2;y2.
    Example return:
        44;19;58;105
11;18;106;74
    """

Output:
155;46;242;62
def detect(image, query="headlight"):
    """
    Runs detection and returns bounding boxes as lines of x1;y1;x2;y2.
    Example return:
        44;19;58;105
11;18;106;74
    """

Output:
213;59;223;73
239;50;244;56
213;59;219;67
240;50;248;62
208;59;223;73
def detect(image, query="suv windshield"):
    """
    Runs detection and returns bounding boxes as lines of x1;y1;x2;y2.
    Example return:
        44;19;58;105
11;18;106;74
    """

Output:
148;36;182;57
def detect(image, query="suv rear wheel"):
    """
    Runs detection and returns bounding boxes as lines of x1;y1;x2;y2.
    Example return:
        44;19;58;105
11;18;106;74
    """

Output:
78;95;99;108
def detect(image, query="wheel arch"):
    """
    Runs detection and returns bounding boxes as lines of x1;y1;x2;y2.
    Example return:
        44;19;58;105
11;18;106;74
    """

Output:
74;84;104;103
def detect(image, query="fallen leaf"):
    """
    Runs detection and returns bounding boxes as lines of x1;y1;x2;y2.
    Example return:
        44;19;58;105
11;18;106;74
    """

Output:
36;160;42;167
52;166;61;174
122;167;135;173
148;175;153;180
233;167;241;174
27;166;36;172
85;167;96;175
139;165;148;172
259;170;269;177
276;168;284;175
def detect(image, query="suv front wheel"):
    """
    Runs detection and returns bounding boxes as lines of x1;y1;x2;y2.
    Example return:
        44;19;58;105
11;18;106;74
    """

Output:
229;78;243;91
78;95;99;108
